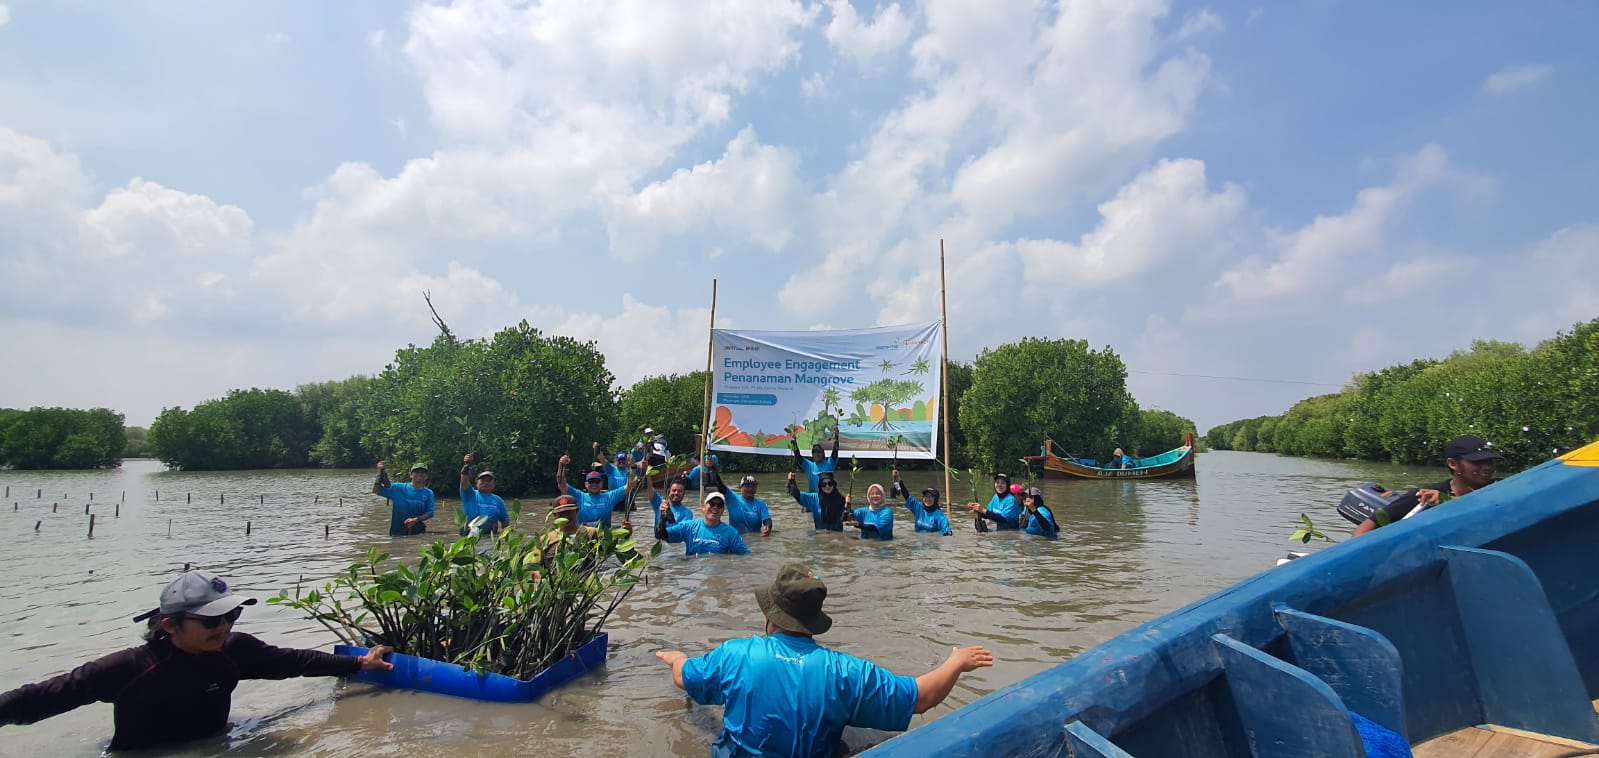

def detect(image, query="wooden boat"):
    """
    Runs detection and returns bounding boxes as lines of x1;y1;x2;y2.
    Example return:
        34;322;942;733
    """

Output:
866;440;1599;757
1024;433;1196;480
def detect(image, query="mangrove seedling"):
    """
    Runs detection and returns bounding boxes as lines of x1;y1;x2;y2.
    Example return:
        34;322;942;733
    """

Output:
1289;513;1338;545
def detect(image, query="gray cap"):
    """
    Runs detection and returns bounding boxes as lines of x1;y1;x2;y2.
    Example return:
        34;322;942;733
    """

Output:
740;475;759;487
135;570;257;621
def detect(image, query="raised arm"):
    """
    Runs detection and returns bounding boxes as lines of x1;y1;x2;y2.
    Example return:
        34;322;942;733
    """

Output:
829;425;841;463
459;453;474;494
556;454;571;493
372;460;390;495
913;646;994;714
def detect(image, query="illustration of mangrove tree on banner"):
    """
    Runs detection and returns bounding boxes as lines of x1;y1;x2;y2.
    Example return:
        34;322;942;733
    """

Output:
707;322;942;458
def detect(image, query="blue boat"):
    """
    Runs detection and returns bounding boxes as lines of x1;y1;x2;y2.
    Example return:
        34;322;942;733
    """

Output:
333;632;607;703
867;441;1599;757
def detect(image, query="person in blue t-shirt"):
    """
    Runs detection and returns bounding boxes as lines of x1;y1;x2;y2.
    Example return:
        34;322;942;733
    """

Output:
655;563;994;758
647;476;697;539
592;442;633;490
724;476;773;537
683;454;723;491
785;471;847;531
788;429;840;492
371;461;436;536
1018;486;1061;537
967;473;1021;532
556;454;630;531
843;483;894;540
888;470;953;536
457;453;511;535
654;492;749;555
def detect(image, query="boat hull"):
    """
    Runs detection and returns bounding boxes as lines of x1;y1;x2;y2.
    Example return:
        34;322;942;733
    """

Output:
1025;436;1196;480
866;440;1599;757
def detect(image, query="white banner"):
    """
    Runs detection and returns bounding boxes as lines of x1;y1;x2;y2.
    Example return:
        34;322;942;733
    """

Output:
708;322;942;459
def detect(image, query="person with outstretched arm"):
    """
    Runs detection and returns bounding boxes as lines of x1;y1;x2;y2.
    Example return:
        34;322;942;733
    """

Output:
786;471;847;531
557;454;631;531
655;563;993;758
594;442;633;490
0;570;392;752
726;475;774;537
889;469;953;536
788;427;841;492
372;460;435;536
458;453;511;535
655;491;749;555
966;472;1021;532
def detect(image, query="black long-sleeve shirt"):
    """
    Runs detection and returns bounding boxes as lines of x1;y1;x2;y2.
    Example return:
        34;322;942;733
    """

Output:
0;632;360;751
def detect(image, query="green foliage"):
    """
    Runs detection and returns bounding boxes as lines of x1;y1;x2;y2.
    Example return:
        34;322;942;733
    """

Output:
1124;408;1198;457
1288;513;1338;544
359;321;618;495
123;426;149;458
958;337;1133;472
617;372;704;458
1206;318;1599;469
299;376;379;468
0;407;125;469
270;524;657;679
148;388;312;470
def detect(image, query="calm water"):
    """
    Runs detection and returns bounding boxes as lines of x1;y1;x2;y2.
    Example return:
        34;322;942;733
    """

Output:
0;452;1437;756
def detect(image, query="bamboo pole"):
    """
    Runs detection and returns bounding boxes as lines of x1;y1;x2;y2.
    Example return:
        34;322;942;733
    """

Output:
699;278;718;508
940;239;952;503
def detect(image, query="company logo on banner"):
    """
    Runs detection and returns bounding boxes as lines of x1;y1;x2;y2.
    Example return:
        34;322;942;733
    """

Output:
708;322;942;459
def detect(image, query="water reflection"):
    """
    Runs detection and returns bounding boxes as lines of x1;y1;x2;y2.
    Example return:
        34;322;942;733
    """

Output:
0;452;1434;756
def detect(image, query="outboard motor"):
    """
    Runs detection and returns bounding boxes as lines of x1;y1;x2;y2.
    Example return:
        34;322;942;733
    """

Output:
1337;482;1401;525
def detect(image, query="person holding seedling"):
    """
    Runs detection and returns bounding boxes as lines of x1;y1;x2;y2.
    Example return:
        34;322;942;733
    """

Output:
788;421;841;492
967;473;1021;532
648;475;697;537
458;453;511;536
724;475;774;537
372;460;436;536
889;469;953;536
557;454;630;530
655;491;749;555
843;483;895;540
1018;487;1060;538
785;471;847;531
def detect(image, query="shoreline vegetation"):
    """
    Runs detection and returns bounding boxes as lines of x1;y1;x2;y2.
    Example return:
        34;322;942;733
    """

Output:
1;313;1195;489
1204;317;1598;472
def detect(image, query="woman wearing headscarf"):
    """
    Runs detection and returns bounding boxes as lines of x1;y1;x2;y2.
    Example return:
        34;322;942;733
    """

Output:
1018;487;1061;537
889;469;952;536
786;470;847;531
967;473;1021;532
844;483;895;540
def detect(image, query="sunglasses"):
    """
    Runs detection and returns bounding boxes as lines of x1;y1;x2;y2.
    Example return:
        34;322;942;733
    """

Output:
820;481;836;488
705;502;726;510
185;607;243;629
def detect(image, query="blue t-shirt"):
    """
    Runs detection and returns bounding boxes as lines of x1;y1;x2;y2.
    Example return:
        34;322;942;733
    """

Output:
604;462;631;490
566;484;628;529
664;519;749;555
459;486;510;532
725;493;772;534
651;491;696;529
902;495;952;536
986;493;1021;530
1021;505;1060;537
681;633;918;758
797;456;838;492
790;489;845;531
377;482;435;536
851;506;894;540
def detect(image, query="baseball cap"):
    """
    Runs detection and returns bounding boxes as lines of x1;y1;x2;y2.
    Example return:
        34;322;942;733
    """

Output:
551;495;578;514
704;491;727;506
410;462;429;473
740;475;759;487
476;470;494;480
993;472;1010;483
644;427;656;435
1445;435;1500;463
585;471;605;482
133;570;257;622
615;452;629;462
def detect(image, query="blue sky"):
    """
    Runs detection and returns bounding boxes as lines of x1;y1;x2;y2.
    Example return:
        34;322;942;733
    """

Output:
2;0;1595;434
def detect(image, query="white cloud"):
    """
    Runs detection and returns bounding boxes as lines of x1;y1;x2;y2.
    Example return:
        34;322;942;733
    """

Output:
605;127;807;259
1175;9;1223;40
80;178;252;259
1482;64;1553;95
552;294;714;386
801;72;829;100
0;4;10;27
824;0;913;65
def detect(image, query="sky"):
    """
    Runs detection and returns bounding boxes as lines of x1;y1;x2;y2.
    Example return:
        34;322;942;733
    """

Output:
1;0;1596;433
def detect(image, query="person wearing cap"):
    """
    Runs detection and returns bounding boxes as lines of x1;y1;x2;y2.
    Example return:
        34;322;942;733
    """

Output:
684;453;725;491
542;494;606;559
889;469;953;536
655;563;993;758
593;442;635;490
966;472;1021;532
647;475;697;535
1353;434;1502;536
0;570;392;751
654;491;750;555
788;425;841;493
459;453;511;536
643;427;670;467
842;482;895;540
371;459;436;536
785;470;847;531
724;475;774;536
557;453;630;531
1018;486;1061;537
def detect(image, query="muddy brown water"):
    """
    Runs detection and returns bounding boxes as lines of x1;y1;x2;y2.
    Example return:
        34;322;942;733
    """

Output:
0;452;1432;756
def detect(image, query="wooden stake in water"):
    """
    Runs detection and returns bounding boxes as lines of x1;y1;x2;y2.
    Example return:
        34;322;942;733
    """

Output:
52;503;58;513
85;504;90;515
35;520;41;531
187;493;191;503
156;490;160;501
246;521;251;536
259;494;264;504
37;489;42;498
167;519;172;537
88;514;96;538
325;524;330;539
220;494;225;504
90;492;94;501
115;503;120;518
121;491;126;503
